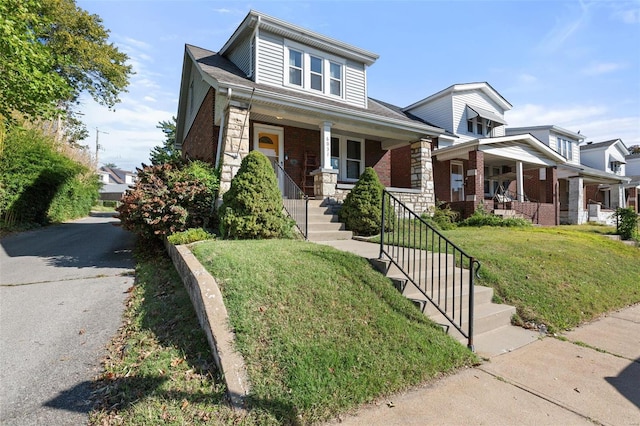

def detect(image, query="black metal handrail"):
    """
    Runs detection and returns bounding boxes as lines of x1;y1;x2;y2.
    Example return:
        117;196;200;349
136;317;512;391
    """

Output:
380;191;480;350
274;161;308;240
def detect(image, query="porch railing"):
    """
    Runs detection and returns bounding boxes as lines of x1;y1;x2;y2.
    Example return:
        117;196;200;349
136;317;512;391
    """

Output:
493;188;542;224
380;191;480;350
274;161;309;240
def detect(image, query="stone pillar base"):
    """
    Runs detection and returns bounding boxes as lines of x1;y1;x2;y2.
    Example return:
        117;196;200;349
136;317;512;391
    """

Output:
311;168;338;197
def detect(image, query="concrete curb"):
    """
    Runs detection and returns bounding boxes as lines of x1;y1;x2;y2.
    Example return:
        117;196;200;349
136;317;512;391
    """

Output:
164;240;250;411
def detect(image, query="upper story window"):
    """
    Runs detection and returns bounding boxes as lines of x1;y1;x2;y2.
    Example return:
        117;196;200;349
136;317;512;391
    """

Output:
285;40;345;99
289;49;303;86
557;137;573;160
467;117;494;137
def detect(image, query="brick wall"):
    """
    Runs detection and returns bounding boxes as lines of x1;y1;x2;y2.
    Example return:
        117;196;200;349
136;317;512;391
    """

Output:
433;158;451;203
366;139;391;187
391;145;411;188
181;88;219;163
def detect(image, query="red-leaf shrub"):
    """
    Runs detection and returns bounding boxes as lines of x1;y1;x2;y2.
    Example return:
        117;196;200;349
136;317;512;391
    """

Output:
117;161;218;240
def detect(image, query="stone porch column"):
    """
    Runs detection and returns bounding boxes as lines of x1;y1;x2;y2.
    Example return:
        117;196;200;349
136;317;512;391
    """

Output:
218;102;250;196
311;168;338;197
568;176;585;224
610;184;625;209
465;150;484;207
410;138;435;212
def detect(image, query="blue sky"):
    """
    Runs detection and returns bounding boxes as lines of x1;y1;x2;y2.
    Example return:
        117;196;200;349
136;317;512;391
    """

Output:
76;0;640;171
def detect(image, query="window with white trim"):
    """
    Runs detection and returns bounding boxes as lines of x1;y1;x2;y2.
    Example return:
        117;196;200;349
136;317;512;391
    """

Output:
330;135;364;181
556;137;573;160
467;117;495;137
284;40;345;99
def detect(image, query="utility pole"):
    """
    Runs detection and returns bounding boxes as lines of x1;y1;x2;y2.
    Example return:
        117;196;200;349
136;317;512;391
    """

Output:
95;127;108;167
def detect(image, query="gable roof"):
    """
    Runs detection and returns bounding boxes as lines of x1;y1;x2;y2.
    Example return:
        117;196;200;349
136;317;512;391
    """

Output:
404;82;513;113
580;138;629;154
176;44;444;147
220;10;379;66
507;125;585;141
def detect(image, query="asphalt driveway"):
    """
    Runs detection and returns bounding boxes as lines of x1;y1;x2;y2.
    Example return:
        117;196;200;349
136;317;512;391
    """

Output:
0;213;135;425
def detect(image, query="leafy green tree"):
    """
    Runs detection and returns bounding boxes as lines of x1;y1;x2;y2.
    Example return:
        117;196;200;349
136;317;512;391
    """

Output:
629;145;640;155
339;167;392;236
0;0;132;120
150;117;181;165
219;151;291;239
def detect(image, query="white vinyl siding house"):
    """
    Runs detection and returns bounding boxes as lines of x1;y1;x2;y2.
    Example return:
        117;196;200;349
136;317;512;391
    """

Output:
452;91;506;141
227;33;252;77
506;126;584;166
580;139;629;176
406;95;453;137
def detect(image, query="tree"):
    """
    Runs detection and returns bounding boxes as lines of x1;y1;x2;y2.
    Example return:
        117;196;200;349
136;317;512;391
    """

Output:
629;145;640;155
0;0;132;120
150;117;181;165
219;151;291;239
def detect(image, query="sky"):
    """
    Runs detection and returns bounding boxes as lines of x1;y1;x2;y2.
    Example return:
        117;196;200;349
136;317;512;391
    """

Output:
76;0;640;171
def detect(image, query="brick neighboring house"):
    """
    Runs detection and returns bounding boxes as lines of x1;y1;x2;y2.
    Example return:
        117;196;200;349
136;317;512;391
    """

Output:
175;10;444;214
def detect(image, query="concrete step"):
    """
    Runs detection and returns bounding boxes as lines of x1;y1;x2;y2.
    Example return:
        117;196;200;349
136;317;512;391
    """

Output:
403;282;495;316
307;213;340;223
307;229;353;242
307;222;346;232
429;302;516;337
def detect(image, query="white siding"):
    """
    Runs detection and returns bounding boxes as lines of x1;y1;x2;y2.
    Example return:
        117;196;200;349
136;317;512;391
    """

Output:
183;66;210;140
580;148;605;170
227;34;252;77
345;60;366;108
406;95;452;132
626;156;640;176
256;31;284;86
452;91;506;137
526;129;552;147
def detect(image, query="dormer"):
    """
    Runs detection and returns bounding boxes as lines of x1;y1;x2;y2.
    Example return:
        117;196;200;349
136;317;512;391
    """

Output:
580;139;630;176
506;125;585;166
404;82;512;144
218;11;378;109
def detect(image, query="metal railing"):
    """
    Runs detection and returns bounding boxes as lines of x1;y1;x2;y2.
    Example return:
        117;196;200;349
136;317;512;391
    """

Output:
493;188;542;224
380;191;480;350
274;161;309;239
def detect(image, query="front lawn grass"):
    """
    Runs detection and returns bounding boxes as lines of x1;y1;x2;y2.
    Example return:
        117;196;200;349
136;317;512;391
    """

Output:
440;225;640;332
192;239;477;424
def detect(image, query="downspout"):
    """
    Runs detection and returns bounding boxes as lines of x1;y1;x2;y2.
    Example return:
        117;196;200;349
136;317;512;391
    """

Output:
248;16;261;79
215;88;232;168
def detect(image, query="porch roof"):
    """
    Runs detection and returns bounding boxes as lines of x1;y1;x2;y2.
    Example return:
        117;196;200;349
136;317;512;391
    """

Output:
557;163;631;184
177;44;444;148
465;105;507;125
432;133;567;166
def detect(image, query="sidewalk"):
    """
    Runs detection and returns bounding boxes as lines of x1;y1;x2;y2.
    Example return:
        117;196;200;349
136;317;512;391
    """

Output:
320;240;640;425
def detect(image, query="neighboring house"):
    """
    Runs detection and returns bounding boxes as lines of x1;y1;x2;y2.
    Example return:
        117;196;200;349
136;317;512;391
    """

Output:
625;153;640;213
404;83;566;225
175;10;445;214
97;166;136;201
579;139;630;221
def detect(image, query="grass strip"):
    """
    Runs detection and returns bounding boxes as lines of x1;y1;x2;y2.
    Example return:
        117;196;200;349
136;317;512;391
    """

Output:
192;239;477;424
88;241;270;425
378;223;640;333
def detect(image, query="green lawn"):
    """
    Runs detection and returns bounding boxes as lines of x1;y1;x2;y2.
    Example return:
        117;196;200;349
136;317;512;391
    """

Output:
439;225;640;332
192;239;477;424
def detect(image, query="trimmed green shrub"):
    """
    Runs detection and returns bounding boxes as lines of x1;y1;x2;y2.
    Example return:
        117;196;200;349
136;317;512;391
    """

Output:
421;201;459;230
0;126;98;228
615;207;639;240
219;150;292;239
339;167;392;236
117;161;218;240
167;228;215;245
459;204;531;227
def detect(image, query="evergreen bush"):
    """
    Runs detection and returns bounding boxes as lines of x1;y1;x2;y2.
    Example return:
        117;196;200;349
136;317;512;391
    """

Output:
117;161;218;240
338;167;392;236
219;150;291;239
421;201;459;230
459;204;531;227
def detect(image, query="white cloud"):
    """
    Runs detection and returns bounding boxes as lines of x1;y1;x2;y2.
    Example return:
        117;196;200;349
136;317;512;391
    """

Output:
506;103;640;146
582;62;625;76
612;7;640;24
143;96;156;102
518;73;538;84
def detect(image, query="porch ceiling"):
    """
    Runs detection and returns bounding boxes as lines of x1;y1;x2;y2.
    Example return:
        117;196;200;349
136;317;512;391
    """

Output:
250;103;426;148
557;165;630;184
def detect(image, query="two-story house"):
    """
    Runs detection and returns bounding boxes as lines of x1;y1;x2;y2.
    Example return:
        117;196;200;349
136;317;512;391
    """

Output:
97;166;136;202
175;10;445;214
574;139;632;222
404;83;566;225
625;152;640;213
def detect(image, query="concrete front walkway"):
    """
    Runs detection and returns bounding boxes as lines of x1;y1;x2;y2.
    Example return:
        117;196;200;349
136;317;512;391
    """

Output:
319;239;640;425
